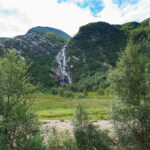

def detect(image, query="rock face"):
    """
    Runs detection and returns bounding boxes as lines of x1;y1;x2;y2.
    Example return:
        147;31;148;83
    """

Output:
3;32;59;56
0;32;68;87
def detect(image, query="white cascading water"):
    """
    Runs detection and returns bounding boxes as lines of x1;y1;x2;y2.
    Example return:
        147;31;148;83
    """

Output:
56;45;72;86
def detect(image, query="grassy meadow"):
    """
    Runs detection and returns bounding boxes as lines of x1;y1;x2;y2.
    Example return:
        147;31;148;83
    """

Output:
33;92;116;120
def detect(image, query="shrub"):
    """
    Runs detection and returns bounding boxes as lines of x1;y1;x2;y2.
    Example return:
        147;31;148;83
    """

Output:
73;104;113;150
47;126;62;150
76;95;85;99
92;85;98;92
62;130;77;150
65;84;77;92
58;87;65;96
83;89;88;97
64;91;74;98
45;126;77;150
50;88;58;95
104;88;110;96
97;88;105;95
21;136;47;150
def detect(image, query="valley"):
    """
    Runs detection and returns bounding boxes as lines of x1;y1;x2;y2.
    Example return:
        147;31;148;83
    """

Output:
0;17;150;149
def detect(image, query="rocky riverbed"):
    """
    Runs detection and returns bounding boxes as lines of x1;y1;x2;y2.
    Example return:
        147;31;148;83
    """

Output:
41;120;114;134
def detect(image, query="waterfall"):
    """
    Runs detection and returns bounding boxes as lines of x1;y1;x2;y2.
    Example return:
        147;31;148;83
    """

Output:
56;45;72;86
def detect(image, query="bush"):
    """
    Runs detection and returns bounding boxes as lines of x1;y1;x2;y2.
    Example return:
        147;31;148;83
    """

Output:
63;138;77;150
97;88;105;95
104;88;110;96
58;87;65;96
62;130;77;150
76;95;86;99
64;91;74;98
44;126;77;150
92;85;98;92
73;104;113;150
21;136;47;150
51;88;58;95
83;89;88;97
65;84;77;92
48;126;62;150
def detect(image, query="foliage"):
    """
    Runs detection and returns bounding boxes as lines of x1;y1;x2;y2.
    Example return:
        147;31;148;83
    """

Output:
42;126;77;150
140;18;150;27
65;71;109;92
28;50;58;87
0;50;41;149
66;18;150;89
64;91;74;98
92;85;98;92
76;95;86;99
47;126;62;149
108;39;150;150
51;87;74;98
120;22;141;32
57;87;65;96
130;27;150;43
21;136;47;150
50;87;58;95
67;21;128;84
73;104;113;150
97;88;105;95
83;89;88;97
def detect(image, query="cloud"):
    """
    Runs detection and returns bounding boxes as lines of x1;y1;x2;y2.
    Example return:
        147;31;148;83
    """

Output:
58;0;104;16
0;0;97;37
97;0;150;24
112;0;139;7
0;0;149;37
0;9;17;15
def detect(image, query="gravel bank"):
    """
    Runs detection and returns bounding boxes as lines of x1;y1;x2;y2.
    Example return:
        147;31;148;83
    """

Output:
41;120;114;134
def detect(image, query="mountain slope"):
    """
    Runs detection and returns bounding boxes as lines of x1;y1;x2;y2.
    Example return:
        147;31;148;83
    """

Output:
66;21;128;82
0;37;10;42
141;18;150;27
27;26;71;39
0;18;149;88
66;18;150;85
0;32;68;86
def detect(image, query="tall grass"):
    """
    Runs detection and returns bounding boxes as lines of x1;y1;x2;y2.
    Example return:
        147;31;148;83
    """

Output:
33;92;115;120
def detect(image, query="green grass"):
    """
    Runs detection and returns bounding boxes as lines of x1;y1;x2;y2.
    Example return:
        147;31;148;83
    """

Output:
33;92;116;120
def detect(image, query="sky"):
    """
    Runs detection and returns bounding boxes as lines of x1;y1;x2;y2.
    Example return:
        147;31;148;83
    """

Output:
0;0;150;37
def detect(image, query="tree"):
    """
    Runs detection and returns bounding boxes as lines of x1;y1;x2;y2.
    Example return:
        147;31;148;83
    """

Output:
73;104;112;150
108;40;150;150
0;50;43;150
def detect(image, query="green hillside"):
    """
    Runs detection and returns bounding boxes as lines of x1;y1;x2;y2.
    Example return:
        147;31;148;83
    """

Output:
27;26;71;39
65;19;150;91
0;18;150;89
0;32;68;87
